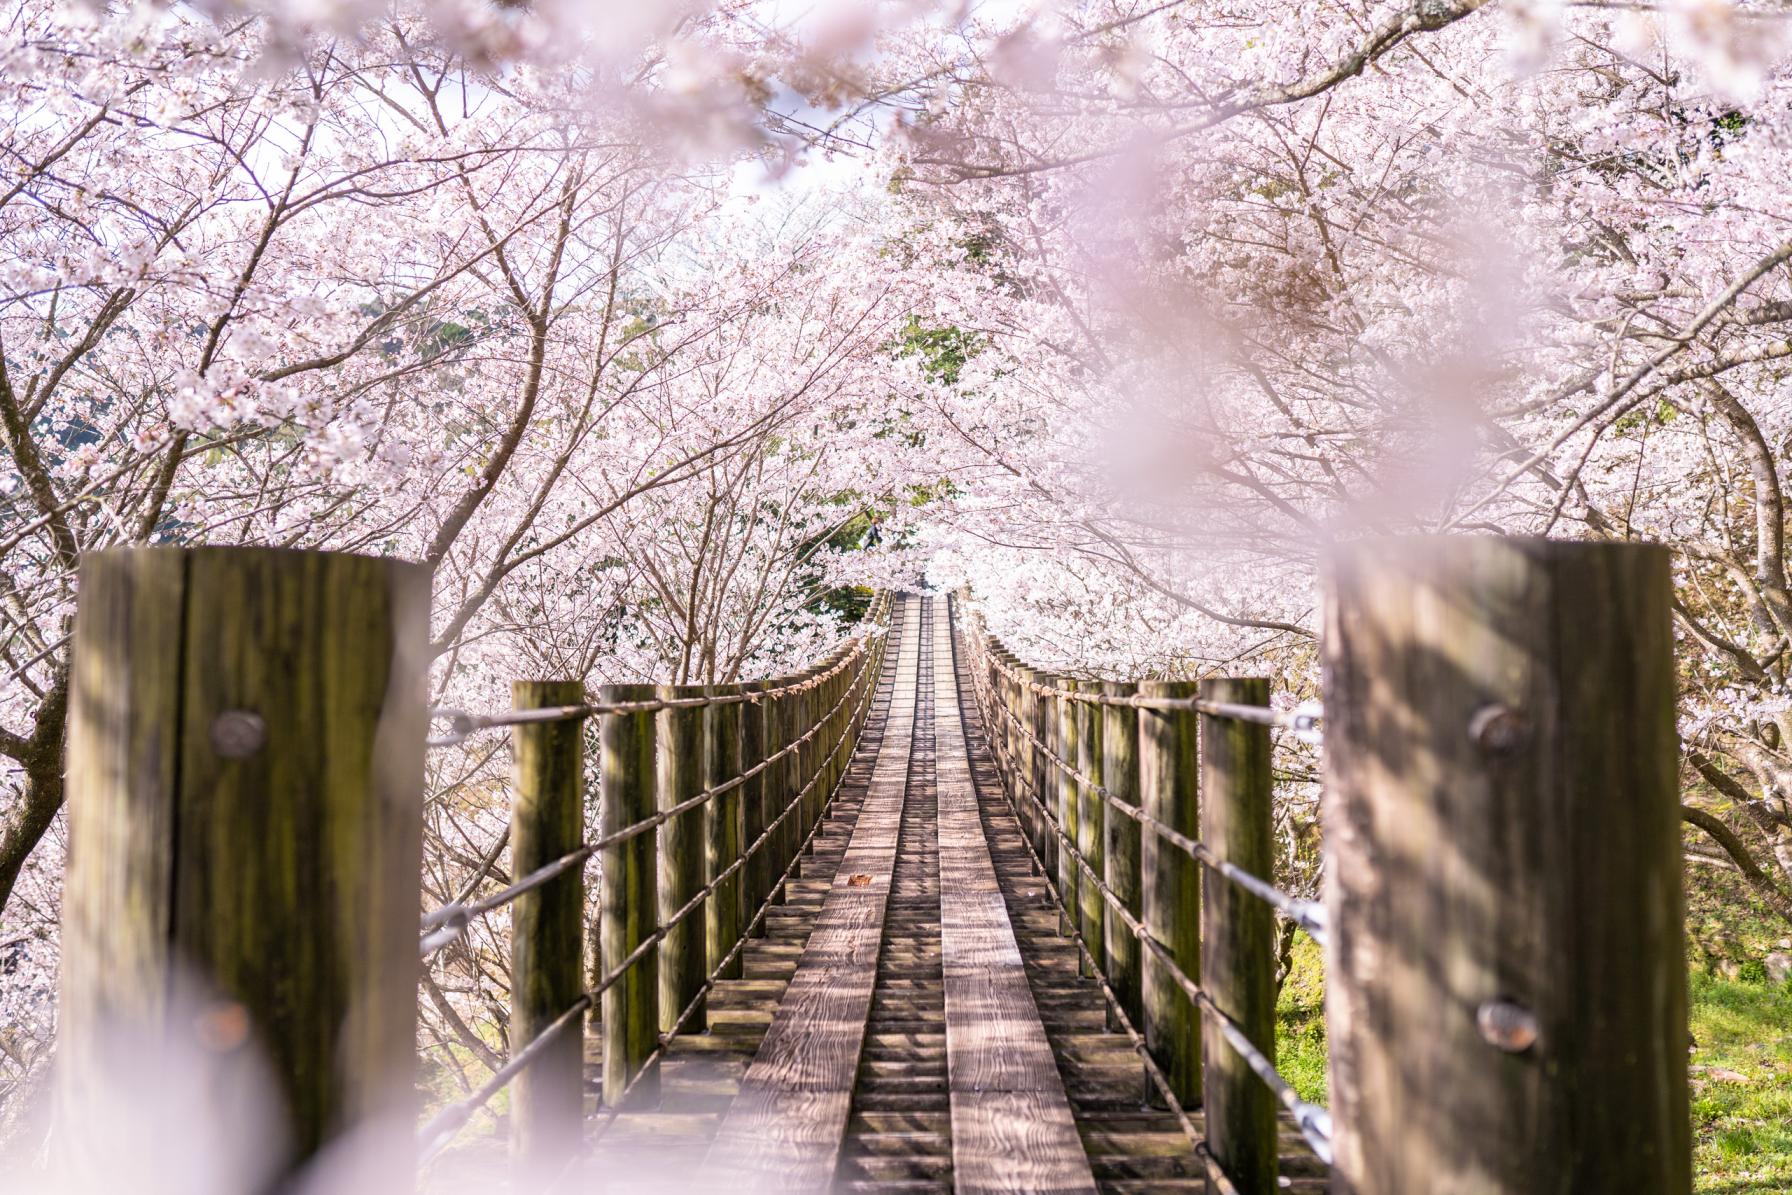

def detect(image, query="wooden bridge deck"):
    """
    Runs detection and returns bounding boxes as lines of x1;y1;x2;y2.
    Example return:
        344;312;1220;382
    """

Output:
562;594;1327;1193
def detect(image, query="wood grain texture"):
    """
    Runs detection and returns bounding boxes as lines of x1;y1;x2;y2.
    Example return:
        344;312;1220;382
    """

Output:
510;680;587;1187
1100;682;1143;1032
599;683;660;1108
705;684;746;978
934;599;1098;1195
1138;681;1201;1111
60;546;428;1188
1199;677;1278;1195
1322;536;1690;1195
699;596;921;1191
658;684;708;1034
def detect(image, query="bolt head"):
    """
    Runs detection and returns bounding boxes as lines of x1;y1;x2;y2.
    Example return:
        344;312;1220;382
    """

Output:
210;710;267;759
1477;999;1540;1053
1468;703;1530;754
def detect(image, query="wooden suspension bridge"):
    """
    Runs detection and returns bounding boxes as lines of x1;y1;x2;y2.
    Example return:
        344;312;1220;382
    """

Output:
52;537;1691;1194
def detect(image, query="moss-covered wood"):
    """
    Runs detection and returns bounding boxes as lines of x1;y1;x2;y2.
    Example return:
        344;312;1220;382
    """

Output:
598;683;659;1108
704;684;745;979
1138;680;1200;1110
1101;681;1142;1031
59;545;427;1189
1200;676;1277;1195
509;680;586;1186
657;684;707;1034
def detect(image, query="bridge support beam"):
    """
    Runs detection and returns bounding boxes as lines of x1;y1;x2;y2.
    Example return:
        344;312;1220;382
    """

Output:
1322;536;1689;1193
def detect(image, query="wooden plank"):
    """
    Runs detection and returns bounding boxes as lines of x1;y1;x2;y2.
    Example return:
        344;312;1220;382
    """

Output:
934;598;1098;1195
698;596;920;1191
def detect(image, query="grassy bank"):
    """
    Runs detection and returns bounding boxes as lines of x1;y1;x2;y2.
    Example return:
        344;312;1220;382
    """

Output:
1272;935;1792;1191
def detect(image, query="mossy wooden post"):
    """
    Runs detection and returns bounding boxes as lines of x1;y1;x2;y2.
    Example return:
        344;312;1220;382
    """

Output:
1076;686;1105;979
740;680;772;920
1138;680;1200;1110
598;684;659;1108
510;681;587;1188
57;546;427;1190
1102;681;1143;1031
1323;536;1689;1193
1200;678;1278;1195
1055;679;1081;938
1020;665;1049;870
1035;672;1063;887
705;684;745;978
799;661;828;846
657;683;707;1034
767;678;796;898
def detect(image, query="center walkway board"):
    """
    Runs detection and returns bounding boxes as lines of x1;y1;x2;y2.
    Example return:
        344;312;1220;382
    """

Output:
697;596;922;1190
933;599;1099;1195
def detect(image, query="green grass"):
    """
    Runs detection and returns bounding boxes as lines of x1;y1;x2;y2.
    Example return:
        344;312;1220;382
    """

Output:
1687;971;1792;1193
1271;937;1792;1191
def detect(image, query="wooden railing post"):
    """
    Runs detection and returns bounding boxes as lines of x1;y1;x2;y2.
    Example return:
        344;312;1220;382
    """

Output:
1030;666;1057;884
770;678;798;888
1102;681;1143;1030
1200;677;1278;1195
1137;681;1200;1111
799;659;829;844
705;684;745;980
57;546;427;1189
1323;536;1689;1193
598;684;659;1108
657;684;707;1035
1054;678;1081;938
510;681;587;1187
1076;685;1105;979
740;680;771;931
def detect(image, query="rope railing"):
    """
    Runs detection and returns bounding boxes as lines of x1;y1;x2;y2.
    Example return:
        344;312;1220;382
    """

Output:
586;662;874;1003
425;630;885;747
576;670;879;1152
416;994;593;1163
414;603;890;1166
961;634;1333;1165
967;612;1333;1182
419;845;593;956
980;651;1324;742
974;643;1328;945
416;637;881;958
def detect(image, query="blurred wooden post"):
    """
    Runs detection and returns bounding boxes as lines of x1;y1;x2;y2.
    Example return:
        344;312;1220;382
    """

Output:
510;681;587;1187
1076;686;1105;979
657;684;707;1034
1323;536;1689;1193
58;546;427;1190
739;680;771;931
1102;681;1143;1031
599;684;659;1108
1200;678;1278;1195
1138;680;1200;1110
705;684;745;980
